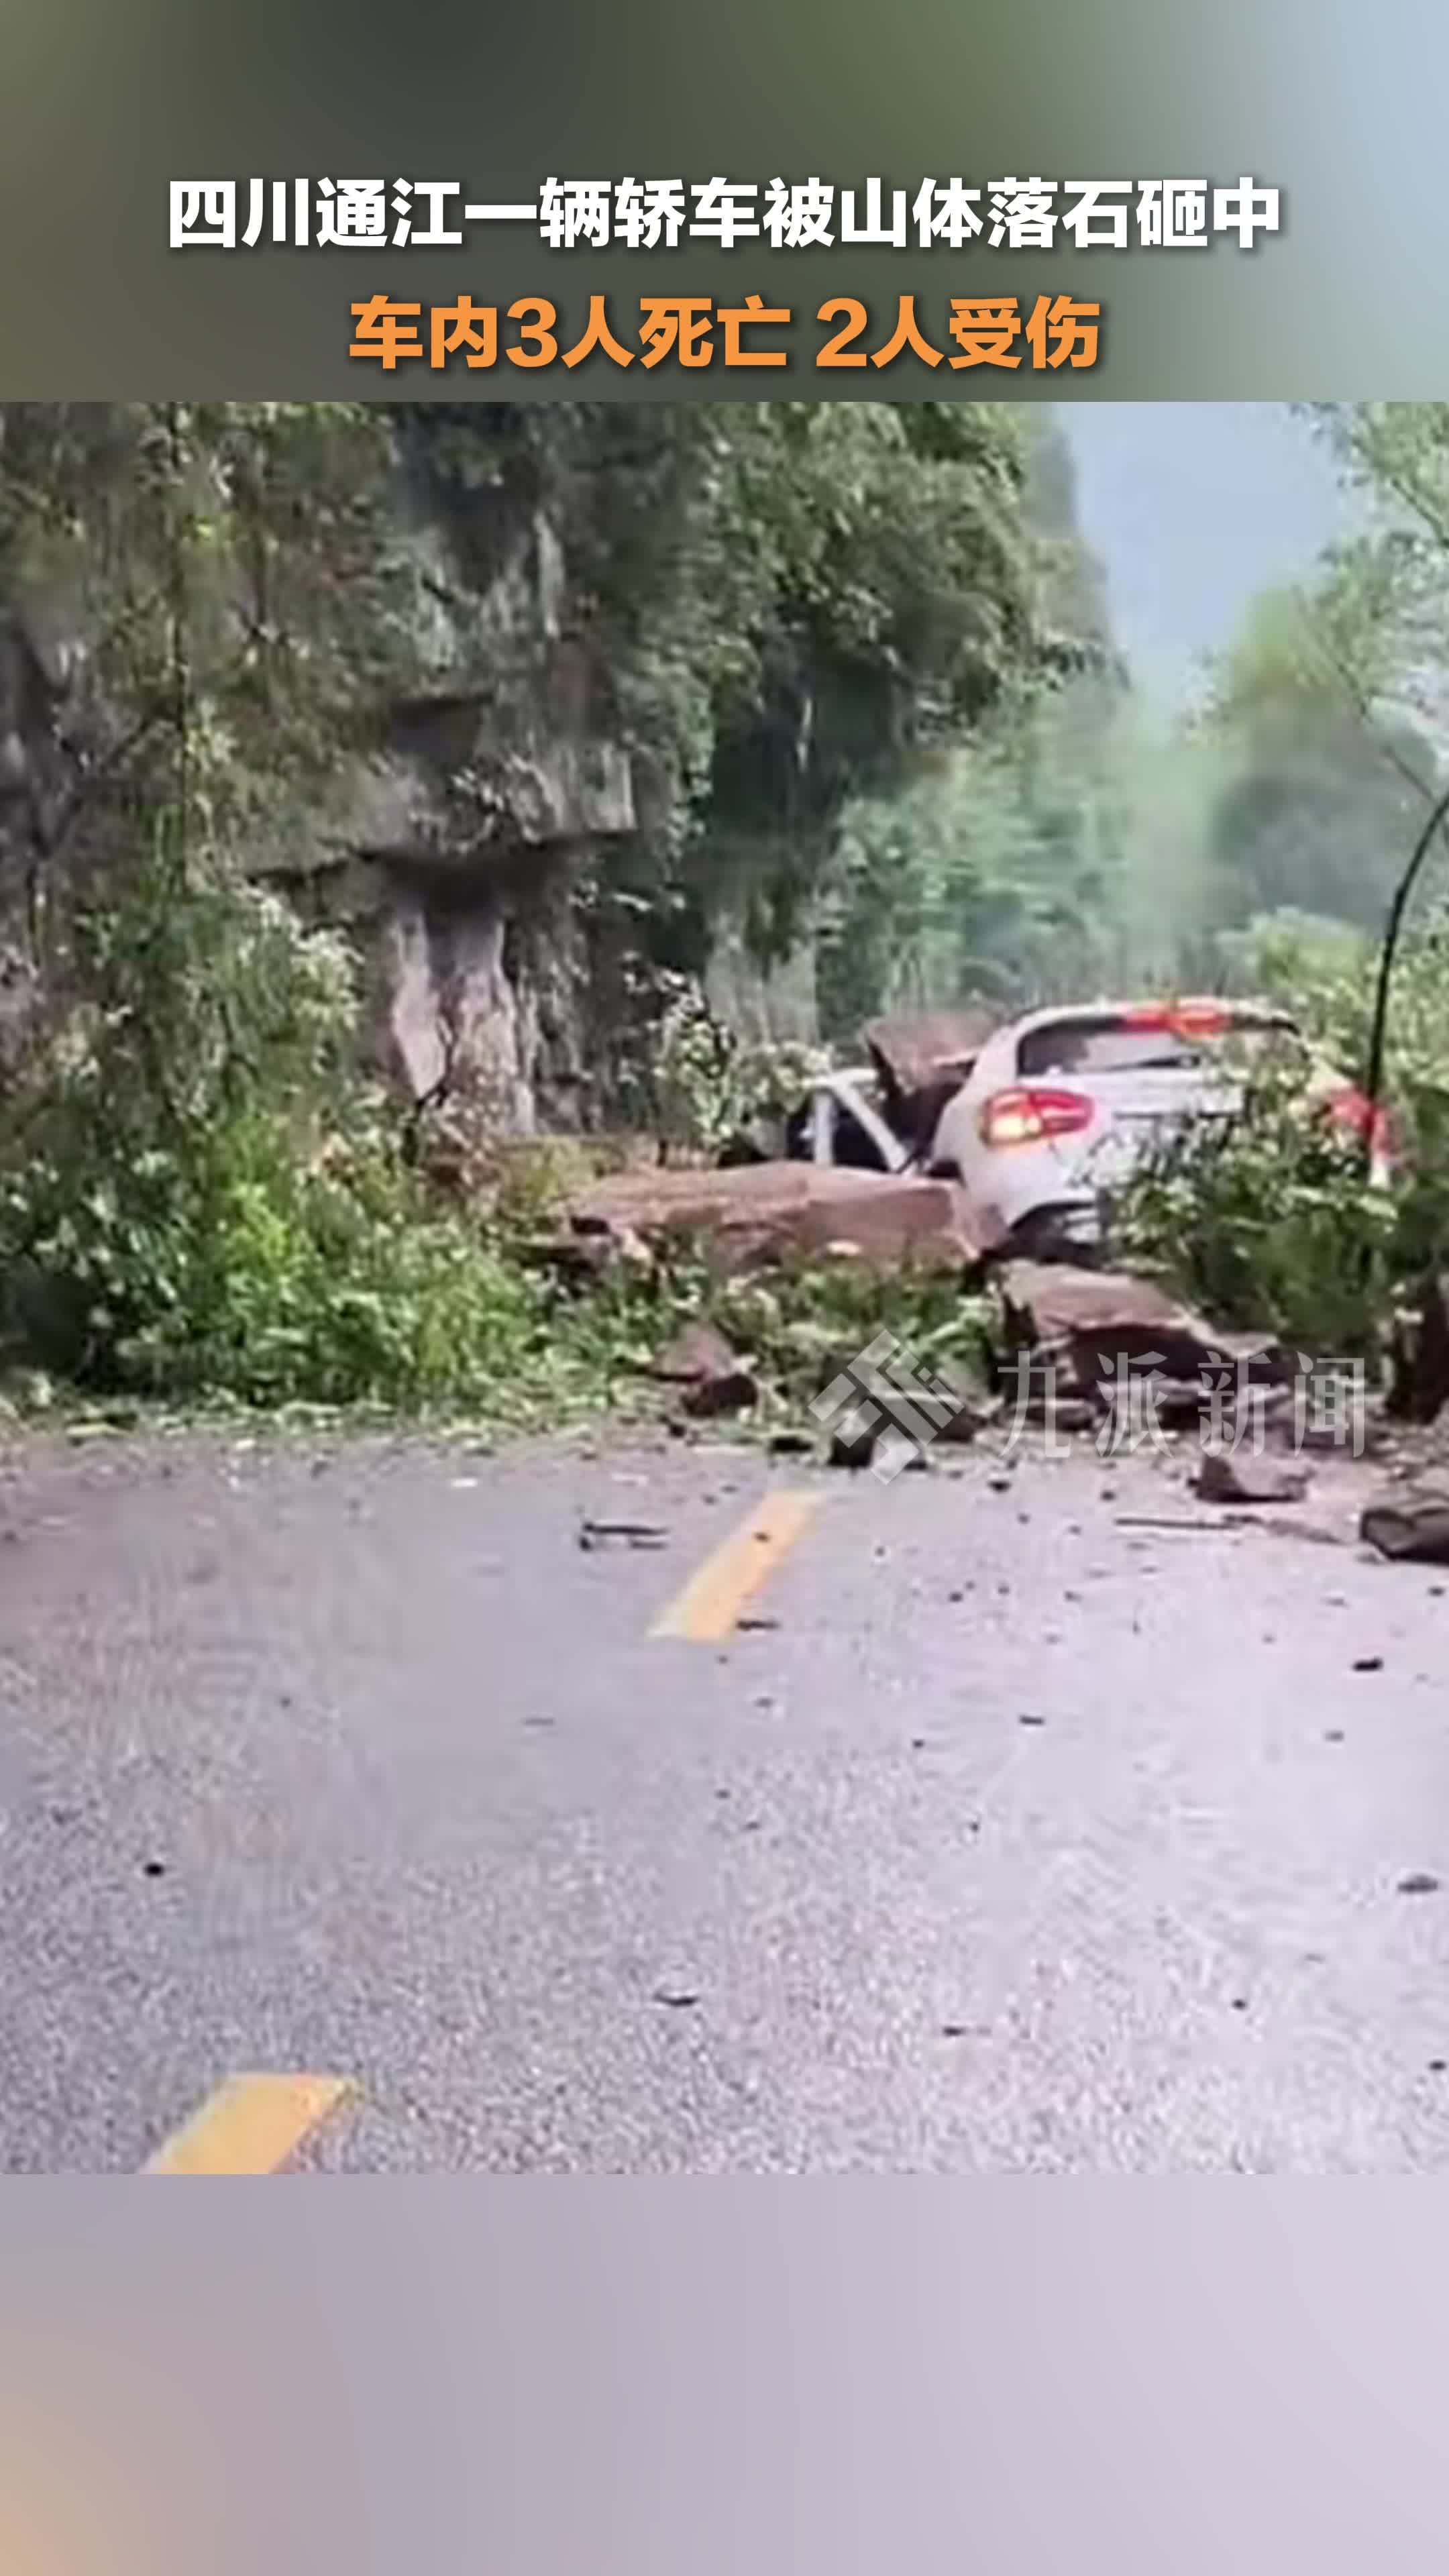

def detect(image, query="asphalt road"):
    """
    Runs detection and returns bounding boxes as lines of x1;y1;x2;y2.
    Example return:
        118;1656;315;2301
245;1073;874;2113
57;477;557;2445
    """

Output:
3;1416;1449;2171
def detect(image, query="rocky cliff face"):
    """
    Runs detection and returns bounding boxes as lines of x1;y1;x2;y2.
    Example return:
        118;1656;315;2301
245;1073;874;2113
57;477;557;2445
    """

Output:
278;712;639;1135
0;588;89;1077
0;458;663;1134
259;486;646;1135
0;402;1088;1138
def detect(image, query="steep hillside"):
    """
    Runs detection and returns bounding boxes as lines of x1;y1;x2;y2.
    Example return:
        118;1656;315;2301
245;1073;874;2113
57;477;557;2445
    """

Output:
0;400;1070;1134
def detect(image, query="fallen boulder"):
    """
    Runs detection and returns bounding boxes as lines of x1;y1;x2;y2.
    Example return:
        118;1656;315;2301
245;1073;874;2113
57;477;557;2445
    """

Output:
1022;1392;1098;1434
568;1162;982;1274
1146;1376;1222;1432
1387;1273;1449;1425
862;1009;997;1158
998;1261;1285;1399
648;1321;759;1418
862;1009;997;1103
784;1175;981;1269
1360;1492;1449;1563
519;1220;654;1284
1195;1446;1310;1505
818;1352;996;1469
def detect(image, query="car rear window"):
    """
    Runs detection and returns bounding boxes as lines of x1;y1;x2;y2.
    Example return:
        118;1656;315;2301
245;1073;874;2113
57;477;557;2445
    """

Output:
1016;1013;1298;1079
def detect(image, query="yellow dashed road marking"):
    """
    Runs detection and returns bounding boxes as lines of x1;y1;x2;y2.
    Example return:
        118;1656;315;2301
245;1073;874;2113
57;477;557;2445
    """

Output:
649;1489;822;1643
143;2073;356;2175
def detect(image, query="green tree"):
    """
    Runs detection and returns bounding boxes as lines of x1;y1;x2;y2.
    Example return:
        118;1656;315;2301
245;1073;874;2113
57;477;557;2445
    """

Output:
1199;575;1444;943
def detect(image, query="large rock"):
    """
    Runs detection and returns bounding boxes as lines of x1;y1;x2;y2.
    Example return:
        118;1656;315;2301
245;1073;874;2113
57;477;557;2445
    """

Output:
863;1009;998;1157
0;431;814;1147
1195;1445;1310;1505
248;484;643;1132
998;1261;1284;1395
326;737;635;879
1387;1273;1449;1426
567;1164;983;1274
1361;1493;1449;1562
647;1321;759;1417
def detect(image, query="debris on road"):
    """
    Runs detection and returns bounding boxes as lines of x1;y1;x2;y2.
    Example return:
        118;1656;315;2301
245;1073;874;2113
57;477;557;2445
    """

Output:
1195;1446;1310;1505
1360;1493;1449;1563
999;1260;1284;1407
518;1108;1411;1553
1114;1513;1237;1534
578;1518;669;1552
647;1321;759;1417
1397;1872;1441;1896
1252;1516;1354;1552
821;1347;997;1470
1032;1393;1099;1433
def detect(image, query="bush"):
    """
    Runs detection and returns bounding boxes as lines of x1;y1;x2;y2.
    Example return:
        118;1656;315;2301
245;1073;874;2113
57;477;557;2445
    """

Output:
0;822;565;1414
639;970;829;1161
1114;912;1449;1357
1112;1066;1396;1356
0;816;990;1432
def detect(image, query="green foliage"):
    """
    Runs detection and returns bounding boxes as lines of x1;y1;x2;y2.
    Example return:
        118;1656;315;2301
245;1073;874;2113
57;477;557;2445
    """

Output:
0;409;570;1417
635;970;828;1157
1197;574;1436;940
829;407;1449;1031
1114;908;1449;1356
815;675;1207;1037
0;806;991;1426
0;816;547;1409
0;404;423;877
570;1218;1000;1428
458;399;1053;975
0;398;1074;1421
706;1260;998;1415
1303;405;1449;690
1113;1065;1395;1355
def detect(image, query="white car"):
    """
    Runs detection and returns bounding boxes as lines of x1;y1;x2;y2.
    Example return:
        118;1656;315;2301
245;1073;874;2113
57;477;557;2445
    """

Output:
926;996;1382;1260
782;1012;996;1175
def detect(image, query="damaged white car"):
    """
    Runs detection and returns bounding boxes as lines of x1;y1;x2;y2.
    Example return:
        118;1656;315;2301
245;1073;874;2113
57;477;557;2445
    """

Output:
927;996;1395;1260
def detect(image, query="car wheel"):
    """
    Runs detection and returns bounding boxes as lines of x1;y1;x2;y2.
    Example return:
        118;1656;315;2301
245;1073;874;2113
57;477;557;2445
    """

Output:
1008;1203;1109;1266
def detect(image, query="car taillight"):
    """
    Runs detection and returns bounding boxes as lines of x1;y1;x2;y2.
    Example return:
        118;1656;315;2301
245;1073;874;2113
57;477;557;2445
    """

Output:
978;1085;1094;1148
